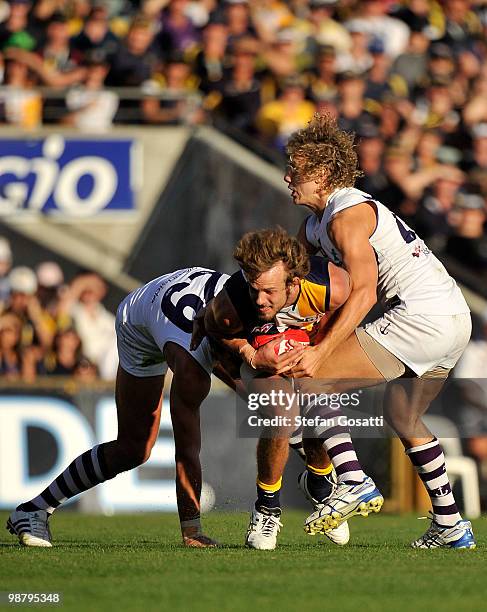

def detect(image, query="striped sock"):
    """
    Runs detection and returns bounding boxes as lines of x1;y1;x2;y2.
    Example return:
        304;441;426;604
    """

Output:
308;404;365;484
306;463;334;502
289;425;306;461
19;444;111;514
406;438;462;527
256;477;282;513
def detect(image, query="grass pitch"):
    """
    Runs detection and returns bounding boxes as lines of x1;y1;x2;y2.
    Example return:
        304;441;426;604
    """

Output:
1;511;485;612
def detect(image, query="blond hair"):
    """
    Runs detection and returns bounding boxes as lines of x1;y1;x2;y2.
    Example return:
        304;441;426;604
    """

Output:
234;227;310;283
286;113;362;192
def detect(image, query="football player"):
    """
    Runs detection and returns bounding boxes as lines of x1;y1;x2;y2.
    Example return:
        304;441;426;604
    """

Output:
7;267;233;548
192;227;352;549
278;113;475;549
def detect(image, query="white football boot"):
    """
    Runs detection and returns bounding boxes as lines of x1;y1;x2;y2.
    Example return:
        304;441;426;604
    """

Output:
298;471;350;545
6;508;52;547
245;507;283;550
411;516;476;549
304;476;383;535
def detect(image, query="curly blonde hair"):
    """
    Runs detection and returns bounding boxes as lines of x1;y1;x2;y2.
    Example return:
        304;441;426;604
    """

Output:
286;113;362;192
234;227;310;284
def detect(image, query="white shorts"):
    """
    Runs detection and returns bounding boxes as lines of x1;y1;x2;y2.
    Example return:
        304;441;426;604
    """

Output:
115;296;214;378
362;308;472;377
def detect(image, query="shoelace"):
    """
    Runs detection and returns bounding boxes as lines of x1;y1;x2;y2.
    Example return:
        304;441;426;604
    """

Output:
415;513;443;546
261;515;283;537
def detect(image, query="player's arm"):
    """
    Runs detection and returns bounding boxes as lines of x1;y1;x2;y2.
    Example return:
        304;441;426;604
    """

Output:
297;217;319;255
328;262;352;311
191;290;303;373
292;203;378;378
191;289;245;350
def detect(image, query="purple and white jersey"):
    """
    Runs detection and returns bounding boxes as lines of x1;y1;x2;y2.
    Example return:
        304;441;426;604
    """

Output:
305;187;469;316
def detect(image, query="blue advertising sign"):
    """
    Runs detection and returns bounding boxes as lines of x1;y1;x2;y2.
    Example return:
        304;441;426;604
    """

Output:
0;135;136;217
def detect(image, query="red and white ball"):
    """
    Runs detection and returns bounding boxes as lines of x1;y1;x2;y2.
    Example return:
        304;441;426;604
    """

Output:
250;328;310;355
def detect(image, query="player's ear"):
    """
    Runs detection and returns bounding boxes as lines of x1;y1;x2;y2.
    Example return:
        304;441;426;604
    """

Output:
291;276;301;287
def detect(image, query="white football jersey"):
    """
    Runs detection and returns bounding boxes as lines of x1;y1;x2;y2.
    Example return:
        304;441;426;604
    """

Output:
120;267;229;336
305;187;469;315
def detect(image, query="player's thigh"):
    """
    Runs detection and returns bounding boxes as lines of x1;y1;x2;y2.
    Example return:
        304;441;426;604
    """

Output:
310;331;385;385
164;341;212;407
115;365;164;451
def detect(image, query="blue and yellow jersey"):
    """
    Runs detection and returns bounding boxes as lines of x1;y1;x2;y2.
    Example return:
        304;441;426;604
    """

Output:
224;255;330;335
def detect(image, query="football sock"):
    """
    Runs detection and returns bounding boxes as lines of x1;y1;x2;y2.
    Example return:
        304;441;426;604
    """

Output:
406;438;462;527
19;444;112;514
255;477;282;513
306;463;334;502
289;426;306;461
306;402;366;484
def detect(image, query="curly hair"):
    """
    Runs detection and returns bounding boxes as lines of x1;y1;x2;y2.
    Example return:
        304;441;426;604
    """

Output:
234;227;310;284
286;113;362;192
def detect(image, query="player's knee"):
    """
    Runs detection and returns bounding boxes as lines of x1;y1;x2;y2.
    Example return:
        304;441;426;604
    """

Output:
383;405;421;434
174;367;211;407
114;440;153;471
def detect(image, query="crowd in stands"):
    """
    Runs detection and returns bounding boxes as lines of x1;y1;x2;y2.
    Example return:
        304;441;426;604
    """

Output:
0;0;486;271
0;236;117;382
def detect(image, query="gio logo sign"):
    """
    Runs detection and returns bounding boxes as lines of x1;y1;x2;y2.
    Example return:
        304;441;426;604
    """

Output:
0;135;136;217
0;396;215;514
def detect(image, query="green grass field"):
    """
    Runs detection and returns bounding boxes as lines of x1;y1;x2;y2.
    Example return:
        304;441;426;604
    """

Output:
1;511;486;612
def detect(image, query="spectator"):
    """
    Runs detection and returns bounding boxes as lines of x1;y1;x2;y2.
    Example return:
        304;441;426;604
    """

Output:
70;5;119;63
356;125;388;196
5;265;53;349
57;272;117;375
364;37;395;103
305;0;351;56
44;327;84;376
223;0;256;48
39;13;76;72
106;15;158;87
0;57;42;128
194;19;229;94
335;69;376;135
335;23;373;74
63;50;119;132
0;237;12;309
345;0;410;60
213;36;262;133
392;25;430;93
157;0;200;56
414;166;465;251
467;124;487;199
256;74;315;150
0;0;37;52
0;311;24;379
142;52;203;124
307;44;337;103
446;192;487;271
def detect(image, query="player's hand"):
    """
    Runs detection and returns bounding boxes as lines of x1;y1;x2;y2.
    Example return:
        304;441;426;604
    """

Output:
252;337;305;374
289;345;324;378
183;533;220;548
191;309;207;350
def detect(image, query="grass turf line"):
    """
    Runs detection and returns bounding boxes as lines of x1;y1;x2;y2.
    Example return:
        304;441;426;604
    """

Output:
1;512;485;612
